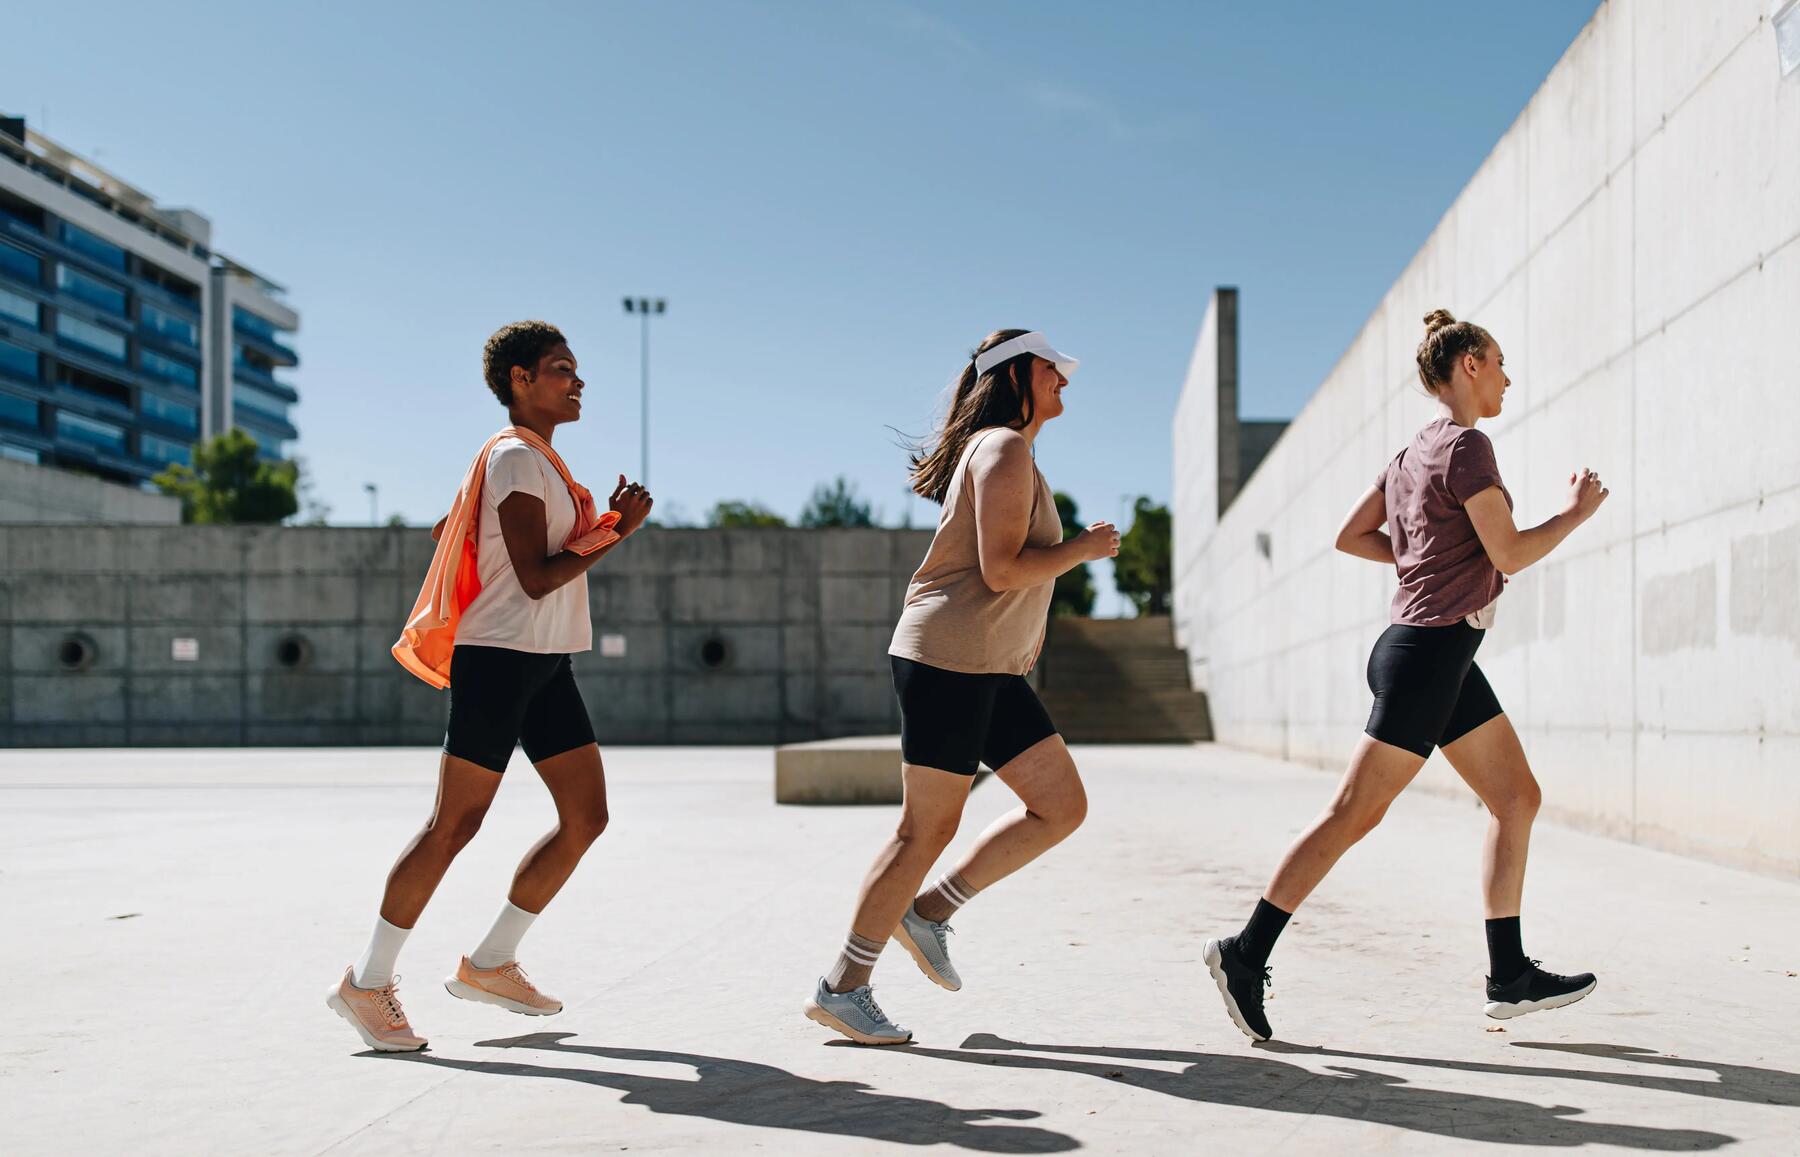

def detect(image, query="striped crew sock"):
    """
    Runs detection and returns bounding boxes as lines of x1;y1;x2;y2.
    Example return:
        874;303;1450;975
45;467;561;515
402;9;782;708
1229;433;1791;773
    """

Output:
826;932;886;993
912;872;979;924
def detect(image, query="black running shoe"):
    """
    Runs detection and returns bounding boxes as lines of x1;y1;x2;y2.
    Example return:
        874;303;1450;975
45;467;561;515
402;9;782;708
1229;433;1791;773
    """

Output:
1204;936;1272;1041
1484;959;1597;1020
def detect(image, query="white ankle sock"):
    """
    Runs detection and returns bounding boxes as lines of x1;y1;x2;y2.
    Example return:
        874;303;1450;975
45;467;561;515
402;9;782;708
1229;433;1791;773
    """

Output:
470;901;539;969
353;916;411;989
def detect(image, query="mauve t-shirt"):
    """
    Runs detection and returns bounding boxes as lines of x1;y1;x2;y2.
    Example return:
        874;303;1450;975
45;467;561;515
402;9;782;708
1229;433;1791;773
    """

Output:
1376;417;1512;627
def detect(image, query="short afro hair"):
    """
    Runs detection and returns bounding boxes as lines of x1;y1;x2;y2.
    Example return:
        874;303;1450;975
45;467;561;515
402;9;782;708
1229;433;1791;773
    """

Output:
482;320;567;405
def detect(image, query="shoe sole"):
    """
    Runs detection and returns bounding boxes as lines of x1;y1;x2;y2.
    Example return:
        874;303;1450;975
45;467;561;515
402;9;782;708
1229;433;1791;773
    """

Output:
1484;978;1597;1020
803;999;912;1045
444;978;561;1016
1203;938;1270;1042
326;991;427;1052
893;919;962;992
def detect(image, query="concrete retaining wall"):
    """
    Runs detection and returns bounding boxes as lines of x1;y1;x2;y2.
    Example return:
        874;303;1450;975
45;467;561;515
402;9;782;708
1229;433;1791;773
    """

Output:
0;524;931;747
0;459;180;523
1173;0;1800;877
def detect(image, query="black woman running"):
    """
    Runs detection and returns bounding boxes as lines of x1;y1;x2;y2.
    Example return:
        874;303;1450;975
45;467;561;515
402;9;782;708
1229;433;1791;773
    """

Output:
327;320;653;1051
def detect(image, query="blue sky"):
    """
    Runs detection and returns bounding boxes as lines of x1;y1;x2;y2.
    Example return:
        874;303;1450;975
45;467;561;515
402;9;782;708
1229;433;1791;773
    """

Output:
4;1;1595;611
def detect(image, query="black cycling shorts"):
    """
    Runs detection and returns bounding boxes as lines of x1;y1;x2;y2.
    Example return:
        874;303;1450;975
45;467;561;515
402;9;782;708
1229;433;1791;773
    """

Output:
1364;621;1504;758
444;646;597;773
891;655;1059;776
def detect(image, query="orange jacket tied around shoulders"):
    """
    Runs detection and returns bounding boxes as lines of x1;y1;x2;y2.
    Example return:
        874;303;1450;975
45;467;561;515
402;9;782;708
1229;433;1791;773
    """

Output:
392;425;621;689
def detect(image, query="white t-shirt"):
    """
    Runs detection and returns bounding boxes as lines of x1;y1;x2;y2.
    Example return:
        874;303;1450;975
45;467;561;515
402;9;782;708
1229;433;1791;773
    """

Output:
454;437;592;654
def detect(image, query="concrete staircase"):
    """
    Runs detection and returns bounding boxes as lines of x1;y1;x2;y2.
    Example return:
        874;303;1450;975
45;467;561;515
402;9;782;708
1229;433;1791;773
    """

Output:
1036;616;1213;743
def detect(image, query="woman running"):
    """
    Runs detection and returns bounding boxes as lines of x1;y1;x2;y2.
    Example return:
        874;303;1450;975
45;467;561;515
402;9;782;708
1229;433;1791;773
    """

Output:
327;320;653;1052
1203;309;1610;1041
803;329;1120;1045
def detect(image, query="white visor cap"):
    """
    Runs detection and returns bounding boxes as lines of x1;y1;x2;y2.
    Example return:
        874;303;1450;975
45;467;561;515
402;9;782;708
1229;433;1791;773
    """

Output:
973;332;1079;379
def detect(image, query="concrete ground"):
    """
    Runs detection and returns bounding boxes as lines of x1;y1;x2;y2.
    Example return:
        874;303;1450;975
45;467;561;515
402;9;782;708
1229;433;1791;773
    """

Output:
3;744;1797;1156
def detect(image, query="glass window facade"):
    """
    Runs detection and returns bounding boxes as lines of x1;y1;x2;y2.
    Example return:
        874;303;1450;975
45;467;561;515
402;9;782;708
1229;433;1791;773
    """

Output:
0;338;38;382
233;305;281;341
55;409;127;453
0;390;38;429
233;380;292;422
56;265;128;316
140;348;199;388
140;391;198;431
59;222;128;271
55;313;128;361
139;302;198;347
0;285;40;328
0;240;42;283
0;441;40;464
140;432;191;467
242;424;286;459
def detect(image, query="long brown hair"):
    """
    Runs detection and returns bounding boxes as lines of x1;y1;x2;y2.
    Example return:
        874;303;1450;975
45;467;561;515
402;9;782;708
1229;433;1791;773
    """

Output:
909;328;1038;504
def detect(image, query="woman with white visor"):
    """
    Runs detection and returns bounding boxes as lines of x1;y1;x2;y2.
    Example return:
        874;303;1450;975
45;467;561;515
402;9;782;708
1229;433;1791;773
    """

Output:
804;329;1120;1044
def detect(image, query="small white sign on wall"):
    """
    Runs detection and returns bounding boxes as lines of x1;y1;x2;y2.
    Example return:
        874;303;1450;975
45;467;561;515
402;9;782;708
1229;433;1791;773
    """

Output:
600;633;627;658
171;638;199;662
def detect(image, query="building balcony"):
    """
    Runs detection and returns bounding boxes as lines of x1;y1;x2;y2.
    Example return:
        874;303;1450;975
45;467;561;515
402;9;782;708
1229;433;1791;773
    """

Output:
232;361;299;403
233;324;298;367
231;400;298;442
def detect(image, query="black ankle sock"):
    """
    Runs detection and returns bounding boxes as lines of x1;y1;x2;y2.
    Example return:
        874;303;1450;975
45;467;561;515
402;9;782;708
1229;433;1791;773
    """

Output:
1485;916;1527;982
1237;899;1292;969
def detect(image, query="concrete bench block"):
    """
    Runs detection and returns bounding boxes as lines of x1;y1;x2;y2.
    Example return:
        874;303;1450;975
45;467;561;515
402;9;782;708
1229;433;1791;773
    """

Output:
775;734;902;804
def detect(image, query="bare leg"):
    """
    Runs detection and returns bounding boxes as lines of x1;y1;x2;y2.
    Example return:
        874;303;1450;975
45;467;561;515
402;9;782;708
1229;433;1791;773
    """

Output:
507;743;611;914
1262;735;1427;912
830;764;972;991
937;735;1087;897
377;754;504;928
1439;714;1541;919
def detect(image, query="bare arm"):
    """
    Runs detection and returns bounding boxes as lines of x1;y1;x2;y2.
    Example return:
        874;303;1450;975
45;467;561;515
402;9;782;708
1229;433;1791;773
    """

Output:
1334;486;1394;564
498;475;654;599
431;515;448;542
971;432;1117;592
1465;468;1608;575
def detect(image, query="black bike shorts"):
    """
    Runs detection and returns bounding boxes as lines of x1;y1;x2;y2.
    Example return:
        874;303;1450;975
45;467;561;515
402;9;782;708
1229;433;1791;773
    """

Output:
891;655;1059;776
444;645;596;773
1364;621;1503;757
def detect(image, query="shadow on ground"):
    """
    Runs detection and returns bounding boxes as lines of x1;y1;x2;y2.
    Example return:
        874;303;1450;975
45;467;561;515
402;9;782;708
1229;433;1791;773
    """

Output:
891;1034;1743;1149
371;1031;1078;1152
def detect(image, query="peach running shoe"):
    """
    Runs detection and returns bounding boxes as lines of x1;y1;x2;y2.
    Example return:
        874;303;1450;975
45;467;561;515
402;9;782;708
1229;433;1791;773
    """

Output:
326;968;428;1052
444;957;563;1015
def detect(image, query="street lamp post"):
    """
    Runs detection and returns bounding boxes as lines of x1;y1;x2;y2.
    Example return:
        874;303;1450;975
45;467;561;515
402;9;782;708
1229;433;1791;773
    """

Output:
621;297;667;487
365;482;378;526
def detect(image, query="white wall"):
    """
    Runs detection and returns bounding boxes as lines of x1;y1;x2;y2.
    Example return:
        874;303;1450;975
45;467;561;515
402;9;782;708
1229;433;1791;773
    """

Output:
1173;0;1800;877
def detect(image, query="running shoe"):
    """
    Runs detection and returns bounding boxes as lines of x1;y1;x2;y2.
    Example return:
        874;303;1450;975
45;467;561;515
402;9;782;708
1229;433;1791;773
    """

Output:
327;967;428;1052
1484;960;1596;1019
1204;936;1273;1042
803;977;912;1045
444;956;563;1015
894;905;962;991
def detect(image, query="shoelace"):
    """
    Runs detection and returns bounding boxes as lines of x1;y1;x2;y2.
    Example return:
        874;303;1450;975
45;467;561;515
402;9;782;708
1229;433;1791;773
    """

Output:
1262;966;1275;1002
849;986;893;1026
931;922;955;955
373;977;407;1027
498;962;533;988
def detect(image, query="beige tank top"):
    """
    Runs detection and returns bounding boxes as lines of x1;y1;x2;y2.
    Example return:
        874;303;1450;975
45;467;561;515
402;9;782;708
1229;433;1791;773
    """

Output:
889;427;1064;675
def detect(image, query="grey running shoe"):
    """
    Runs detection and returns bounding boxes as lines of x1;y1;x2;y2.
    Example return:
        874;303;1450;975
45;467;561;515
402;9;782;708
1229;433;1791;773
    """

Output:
803;977;912;1045
894;905;962;991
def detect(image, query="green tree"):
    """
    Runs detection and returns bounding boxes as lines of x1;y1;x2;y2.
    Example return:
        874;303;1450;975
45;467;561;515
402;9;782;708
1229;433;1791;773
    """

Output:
151;428;299;525
708;500;788;528
1051;491;1095;617
799;476;875;528
1114;496;1172;615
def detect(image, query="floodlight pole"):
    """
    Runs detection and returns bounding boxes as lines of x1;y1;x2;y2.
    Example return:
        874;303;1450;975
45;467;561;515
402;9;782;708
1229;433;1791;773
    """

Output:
622;297;667;486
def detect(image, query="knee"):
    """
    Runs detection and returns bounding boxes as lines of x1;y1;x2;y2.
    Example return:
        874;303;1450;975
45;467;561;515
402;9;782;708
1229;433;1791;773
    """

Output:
562;806;610;847
1492;776;1542;824
894;811;959;853
1326;797;1388;841
1036;786;1089;839
424;807;487;854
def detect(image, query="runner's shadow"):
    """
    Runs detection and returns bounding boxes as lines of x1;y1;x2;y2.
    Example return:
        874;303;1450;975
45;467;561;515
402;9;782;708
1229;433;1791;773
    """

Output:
895;1034;1734;1150
369;1031;1077;1153
1262;1038;1800;1108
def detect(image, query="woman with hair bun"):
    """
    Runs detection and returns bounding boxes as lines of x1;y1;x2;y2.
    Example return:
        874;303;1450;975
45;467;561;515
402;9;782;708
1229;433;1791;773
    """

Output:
1202;309;1611;1041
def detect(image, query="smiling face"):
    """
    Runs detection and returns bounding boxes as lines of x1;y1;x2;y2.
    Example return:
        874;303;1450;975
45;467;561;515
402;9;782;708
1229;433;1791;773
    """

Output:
1026;356;1068;423
511;343;584;426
